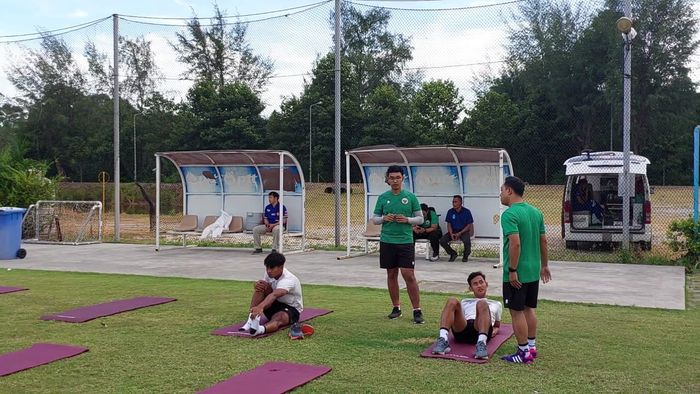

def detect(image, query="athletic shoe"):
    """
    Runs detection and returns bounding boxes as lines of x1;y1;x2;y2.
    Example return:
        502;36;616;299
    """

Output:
448;252;458;262
248;316;260;335
474;341;488;359
501;348;533;364
432;337;451;355
461;256;469;262
529;346;538;359
413;309;425;324
271;249;277;253
239;318;252;332
387;306;402;319
429;253;439;261
252;249;263;254
251;325;266;337
288;323;304;340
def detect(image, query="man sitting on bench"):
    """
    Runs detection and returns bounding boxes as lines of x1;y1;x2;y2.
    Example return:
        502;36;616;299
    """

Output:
253;191;288;254
240;252;304;338
413;203;442;261
431;271;502;359
439;195;474;262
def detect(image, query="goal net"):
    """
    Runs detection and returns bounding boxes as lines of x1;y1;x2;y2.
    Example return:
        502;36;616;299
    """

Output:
22;200;103;245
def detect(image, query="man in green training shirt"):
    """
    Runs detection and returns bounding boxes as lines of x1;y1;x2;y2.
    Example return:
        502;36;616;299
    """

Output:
372;165;425;324
499;176;552;364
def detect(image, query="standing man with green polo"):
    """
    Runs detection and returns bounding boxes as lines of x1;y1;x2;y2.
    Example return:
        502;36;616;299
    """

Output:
499;176;552;364
372;165;425;324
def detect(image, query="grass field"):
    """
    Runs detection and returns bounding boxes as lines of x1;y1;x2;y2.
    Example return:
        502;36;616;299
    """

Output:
2;269;698;393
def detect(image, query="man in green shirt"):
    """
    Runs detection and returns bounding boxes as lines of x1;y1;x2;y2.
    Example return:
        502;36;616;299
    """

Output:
372;165;425;324
499;176;552;364
413;203;442;261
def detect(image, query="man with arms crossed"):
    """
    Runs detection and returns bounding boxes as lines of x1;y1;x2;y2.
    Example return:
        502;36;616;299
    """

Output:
499;176;552;364
373;165;425;324
431;271;502;359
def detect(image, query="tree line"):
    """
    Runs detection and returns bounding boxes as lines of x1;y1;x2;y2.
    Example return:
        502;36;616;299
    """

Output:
0;0;697;187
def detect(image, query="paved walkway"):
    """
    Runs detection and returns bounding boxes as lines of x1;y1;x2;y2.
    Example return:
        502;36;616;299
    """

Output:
0;243;686;310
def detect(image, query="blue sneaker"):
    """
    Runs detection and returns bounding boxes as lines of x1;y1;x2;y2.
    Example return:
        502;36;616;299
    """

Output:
288;323;304;340
431;337;451;355
501;348;533;364
474;340;488;359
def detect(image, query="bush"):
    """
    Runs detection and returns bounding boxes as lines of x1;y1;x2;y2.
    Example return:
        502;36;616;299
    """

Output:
665;218;700;272
0;145;59;208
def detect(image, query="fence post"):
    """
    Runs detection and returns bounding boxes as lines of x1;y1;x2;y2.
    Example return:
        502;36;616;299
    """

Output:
694;125;699;239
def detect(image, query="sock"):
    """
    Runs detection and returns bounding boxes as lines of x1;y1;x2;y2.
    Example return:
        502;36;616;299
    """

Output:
239;316;254;331
252;325;266;336
393;304;401;309
518;343;529;353
478;333;488;344
528;337;536;348
413;308;421;312
439;328;449;341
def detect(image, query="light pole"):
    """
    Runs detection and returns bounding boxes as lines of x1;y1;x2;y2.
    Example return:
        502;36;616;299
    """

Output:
308;101;322;183
133;112;143;183
617;10;636;250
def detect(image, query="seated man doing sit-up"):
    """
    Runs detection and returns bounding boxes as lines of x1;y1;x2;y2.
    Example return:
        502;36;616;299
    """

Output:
240;252;304;337
432;271;502;359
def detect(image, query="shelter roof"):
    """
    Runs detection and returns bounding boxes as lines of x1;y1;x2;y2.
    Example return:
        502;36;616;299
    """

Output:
156;150;297;166
347;145;506;165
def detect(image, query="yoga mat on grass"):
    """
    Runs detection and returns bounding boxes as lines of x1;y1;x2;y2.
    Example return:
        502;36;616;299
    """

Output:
198;361;331;394
40;296;177;323
420;324;514;363
211;308;332;338
0;343;87;376
0;286;27;294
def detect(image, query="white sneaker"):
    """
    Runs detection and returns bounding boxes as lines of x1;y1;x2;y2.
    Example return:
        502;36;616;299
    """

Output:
239;319;252;332
429;254;439;261
251;325;266;337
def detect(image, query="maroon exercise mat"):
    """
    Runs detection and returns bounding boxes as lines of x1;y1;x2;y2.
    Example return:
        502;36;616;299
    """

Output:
40;296;177;323
420;324;514;363
198;361;331;394
211;308;332;338
0;343;88;376
0;286;27;294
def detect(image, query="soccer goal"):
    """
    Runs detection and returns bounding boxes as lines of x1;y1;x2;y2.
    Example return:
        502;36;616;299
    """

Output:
22;200;103;245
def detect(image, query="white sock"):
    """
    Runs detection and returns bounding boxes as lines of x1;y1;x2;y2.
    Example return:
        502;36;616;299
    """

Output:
478;334;488;344
528;338;536;348
439;328;449;341
239;316;253;331
252;325;266;336
518;343;529;353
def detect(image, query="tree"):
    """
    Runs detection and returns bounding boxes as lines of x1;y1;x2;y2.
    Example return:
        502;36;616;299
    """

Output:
409;80;464;145
181;81;266;150
172;5;273;93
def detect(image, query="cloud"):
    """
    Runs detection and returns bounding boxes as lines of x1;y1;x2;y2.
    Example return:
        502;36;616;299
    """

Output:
67;9;89;19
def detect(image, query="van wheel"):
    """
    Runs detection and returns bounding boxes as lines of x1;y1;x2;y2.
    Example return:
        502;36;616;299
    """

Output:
565;241;577;249
642;242;652;251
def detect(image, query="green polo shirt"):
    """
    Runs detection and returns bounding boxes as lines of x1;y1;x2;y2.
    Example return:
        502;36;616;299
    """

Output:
501;202;546;283
373;189;421;244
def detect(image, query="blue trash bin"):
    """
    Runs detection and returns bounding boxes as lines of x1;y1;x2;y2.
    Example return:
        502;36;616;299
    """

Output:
0;207;27;260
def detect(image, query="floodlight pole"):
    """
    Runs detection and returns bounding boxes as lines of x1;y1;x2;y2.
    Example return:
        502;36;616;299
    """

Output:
620;2;633;251
334;0;342;247
113;14;121;241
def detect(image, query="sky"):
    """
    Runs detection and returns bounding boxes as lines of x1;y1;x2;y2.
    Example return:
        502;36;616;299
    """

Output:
0;0;698;115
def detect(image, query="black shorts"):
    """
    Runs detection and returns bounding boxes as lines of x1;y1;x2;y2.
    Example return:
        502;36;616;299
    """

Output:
503;280;539;311
379;242;415;269
263;300;300;324
453;320;494;344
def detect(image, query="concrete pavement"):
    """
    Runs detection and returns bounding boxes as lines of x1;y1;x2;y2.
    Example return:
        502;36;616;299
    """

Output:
0;243;686;310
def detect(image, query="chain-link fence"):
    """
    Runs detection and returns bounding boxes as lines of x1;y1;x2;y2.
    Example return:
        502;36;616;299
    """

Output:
2;0;699;262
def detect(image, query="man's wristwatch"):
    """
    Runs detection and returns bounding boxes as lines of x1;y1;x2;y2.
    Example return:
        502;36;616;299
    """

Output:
508;267;518;273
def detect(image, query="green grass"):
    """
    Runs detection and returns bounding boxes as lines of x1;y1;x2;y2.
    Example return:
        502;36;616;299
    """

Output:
1;270;698;393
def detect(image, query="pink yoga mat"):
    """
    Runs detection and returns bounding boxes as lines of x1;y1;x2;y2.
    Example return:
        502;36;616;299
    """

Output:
211;308;332;338
420;324;514;363
198;361;331;394
0;343;88;376
40;296;177;323
0;286;27;294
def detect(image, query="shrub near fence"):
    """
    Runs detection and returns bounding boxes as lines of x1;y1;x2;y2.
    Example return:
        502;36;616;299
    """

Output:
62;182;693;262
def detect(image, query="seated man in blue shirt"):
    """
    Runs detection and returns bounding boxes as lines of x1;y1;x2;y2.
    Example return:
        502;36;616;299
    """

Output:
252;191;288;254
439;195;474;262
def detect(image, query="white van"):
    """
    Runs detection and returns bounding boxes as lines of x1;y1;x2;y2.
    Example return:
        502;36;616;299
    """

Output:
561;151;652;250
